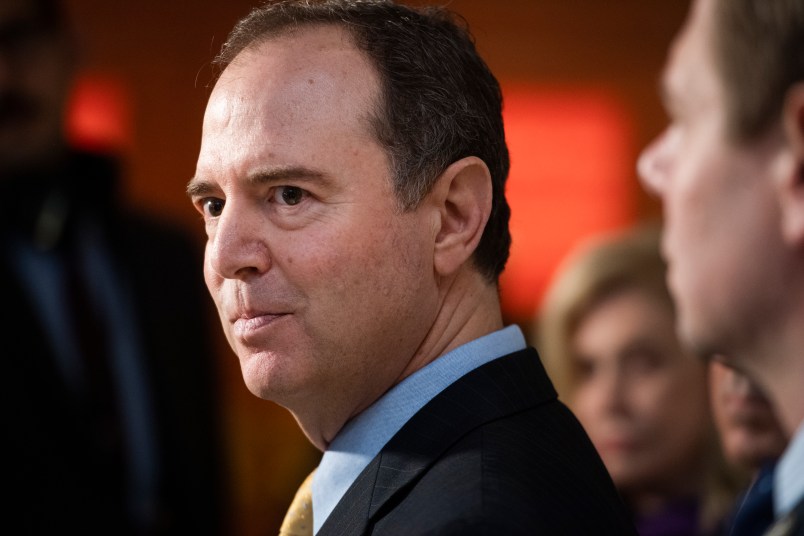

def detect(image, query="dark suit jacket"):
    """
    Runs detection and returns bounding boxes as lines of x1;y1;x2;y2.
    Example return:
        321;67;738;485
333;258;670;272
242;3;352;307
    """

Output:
722;462;776;536
3;151;227;534
319;348;638;535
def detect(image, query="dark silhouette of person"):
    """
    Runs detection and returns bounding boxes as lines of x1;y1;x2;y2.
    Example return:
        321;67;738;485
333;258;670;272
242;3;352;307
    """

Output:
1;0;228;533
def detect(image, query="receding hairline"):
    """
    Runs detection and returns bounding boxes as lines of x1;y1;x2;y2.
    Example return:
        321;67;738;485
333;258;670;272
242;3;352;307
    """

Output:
213;21;385;137
199;22;399;206
215;19;365;77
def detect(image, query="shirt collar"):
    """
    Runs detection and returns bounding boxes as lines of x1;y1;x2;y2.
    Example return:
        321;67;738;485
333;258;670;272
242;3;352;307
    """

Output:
775;421;804;517
311;324;527;533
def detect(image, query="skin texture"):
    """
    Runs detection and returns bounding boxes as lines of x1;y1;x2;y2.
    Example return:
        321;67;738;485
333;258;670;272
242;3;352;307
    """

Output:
708;360;787;473
190;25;502;451
0;0;73;174
570;288;710;504
638;0;804;435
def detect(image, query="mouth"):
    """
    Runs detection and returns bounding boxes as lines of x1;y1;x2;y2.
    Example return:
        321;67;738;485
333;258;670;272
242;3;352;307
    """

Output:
594;432;640;454
231;312;289;342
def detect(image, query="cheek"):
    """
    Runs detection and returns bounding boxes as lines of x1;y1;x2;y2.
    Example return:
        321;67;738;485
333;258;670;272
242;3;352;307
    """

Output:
325;216;428;290
664;130;734;239
202;258;231;336
667;161;718;241
571;385;602;430
202;257;223;300
295;217;428;335
654;372;709;440
630;372;696;431
301;230;386;298
710;392;731;437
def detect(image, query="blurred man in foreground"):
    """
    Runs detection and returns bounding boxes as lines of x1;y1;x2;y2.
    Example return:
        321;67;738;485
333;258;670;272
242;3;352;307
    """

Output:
639;0;804;532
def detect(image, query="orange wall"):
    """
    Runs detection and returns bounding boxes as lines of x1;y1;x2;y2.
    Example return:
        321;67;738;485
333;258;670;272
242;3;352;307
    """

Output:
63;1;690;534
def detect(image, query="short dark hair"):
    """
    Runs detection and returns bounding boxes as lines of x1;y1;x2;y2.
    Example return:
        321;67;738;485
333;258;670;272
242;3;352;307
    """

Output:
214;0;511;282
713;0;804;142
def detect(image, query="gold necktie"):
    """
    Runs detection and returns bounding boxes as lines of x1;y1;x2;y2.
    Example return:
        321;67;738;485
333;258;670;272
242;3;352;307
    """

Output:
279;470;315;536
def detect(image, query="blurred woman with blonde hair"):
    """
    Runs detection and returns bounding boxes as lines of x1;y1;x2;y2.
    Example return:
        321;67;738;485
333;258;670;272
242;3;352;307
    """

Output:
536;224;743;535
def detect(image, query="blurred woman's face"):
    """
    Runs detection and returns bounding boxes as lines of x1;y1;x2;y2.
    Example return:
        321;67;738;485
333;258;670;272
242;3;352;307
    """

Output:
570;287;711;493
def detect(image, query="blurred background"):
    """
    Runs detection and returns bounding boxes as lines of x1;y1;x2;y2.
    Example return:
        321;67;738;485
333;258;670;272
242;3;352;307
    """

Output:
61;0;688;533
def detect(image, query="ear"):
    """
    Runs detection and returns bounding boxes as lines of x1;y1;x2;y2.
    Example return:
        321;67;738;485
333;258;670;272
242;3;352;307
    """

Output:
779;82;804;245
430;156;492;277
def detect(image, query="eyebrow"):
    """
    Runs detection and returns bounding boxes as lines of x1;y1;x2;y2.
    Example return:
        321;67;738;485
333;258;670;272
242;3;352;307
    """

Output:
186;165;327;198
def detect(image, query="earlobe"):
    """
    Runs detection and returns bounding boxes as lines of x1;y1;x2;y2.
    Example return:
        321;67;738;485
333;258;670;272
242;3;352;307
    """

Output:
780;83;804;245
431;156;493;277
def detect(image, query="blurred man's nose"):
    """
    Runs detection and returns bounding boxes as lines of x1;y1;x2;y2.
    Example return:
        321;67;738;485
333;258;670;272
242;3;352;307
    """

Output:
637;127;677;198
638;143;663;197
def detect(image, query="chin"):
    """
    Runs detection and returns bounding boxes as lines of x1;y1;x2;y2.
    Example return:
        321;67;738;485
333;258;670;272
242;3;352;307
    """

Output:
239;351;285;400
608;469;647;493
728;436;785;470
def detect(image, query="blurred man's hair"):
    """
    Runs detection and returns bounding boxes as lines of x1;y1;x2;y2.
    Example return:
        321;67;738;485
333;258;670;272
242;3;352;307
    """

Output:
714;0;804;142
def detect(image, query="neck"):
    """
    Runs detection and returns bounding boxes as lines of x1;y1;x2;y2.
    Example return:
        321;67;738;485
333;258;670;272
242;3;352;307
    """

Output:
395;269;503;383
754;354;804;437
733;288;804;437
294;268;503;451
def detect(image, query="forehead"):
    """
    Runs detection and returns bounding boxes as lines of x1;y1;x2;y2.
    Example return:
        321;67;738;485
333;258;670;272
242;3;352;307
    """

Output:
207;24;379;134
575;287;674;340
662;0;721;111
196;24;386;184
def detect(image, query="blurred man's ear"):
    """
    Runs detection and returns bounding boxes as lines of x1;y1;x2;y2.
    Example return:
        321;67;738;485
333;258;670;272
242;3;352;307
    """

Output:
779;82;804;246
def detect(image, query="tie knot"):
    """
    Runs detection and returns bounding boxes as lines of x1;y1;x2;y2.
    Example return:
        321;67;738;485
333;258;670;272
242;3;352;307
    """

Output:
279;469;316;536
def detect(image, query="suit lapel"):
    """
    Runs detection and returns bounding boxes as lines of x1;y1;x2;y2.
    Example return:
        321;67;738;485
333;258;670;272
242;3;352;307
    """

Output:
318;348;556;535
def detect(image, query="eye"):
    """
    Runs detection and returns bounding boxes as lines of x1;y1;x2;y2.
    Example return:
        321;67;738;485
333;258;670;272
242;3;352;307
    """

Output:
623;346;665;375
274;186;307;206
572;355;597;382
202;198;225;218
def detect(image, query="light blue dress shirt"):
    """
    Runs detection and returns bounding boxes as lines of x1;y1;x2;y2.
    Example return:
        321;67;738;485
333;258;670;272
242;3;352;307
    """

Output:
775;422;804;517
311;324;528;534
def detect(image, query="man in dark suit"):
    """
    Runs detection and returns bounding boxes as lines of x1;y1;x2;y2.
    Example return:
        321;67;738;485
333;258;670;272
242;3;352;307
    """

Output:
2;0;227;533
189;1;636;534
638;0;804;534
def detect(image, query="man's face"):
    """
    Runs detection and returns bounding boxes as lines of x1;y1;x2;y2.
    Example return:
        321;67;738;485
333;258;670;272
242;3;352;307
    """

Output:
190;25;440;446
708;360;787;471
637;0;789;359
0;0;72;174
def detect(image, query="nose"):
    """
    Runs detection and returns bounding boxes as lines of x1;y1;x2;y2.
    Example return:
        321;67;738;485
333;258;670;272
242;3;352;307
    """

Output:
583;367;628;417
637;127;675;197
205;200;271;280
723;366;752;395
599;370;628;414
725;366;771;400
